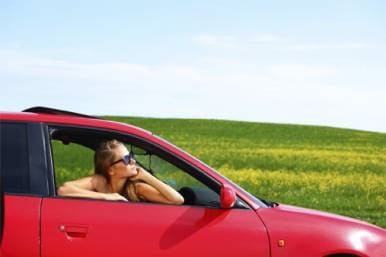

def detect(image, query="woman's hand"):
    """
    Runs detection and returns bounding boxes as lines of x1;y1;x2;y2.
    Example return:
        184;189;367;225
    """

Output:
129;167;151;182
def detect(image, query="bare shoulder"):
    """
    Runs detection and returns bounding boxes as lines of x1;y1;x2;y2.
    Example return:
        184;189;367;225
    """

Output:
91;174;108;191
91;174;107;183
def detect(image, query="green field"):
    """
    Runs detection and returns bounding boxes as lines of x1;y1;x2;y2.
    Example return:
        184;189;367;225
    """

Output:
53;116;386;228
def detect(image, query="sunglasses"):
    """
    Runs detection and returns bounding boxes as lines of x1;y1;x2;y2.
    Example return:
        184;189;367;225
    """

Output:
110;152;134;166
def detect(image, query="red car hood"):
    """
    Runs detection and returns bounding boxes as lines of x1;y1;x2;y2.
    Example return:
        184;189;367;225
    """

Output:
256;204;386;257
272;204;379;227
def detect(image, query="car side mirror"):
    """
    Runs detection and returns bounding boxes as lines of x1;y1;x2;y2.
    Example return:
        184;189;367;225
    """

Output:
220;184;236;209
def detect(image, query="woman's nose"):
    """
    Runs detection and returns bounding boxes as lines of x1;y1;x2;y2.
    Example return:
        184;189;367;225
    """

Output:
130;158;136;165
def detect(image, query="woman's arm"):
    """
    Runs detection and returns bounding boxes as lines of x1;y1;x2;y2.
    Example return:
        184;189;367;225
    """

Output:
131;168;184;205
57;175;127;201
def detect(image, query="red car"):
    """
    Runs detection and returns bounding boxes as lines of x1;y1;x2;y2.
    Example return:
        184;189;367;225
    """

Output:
0;107;385;257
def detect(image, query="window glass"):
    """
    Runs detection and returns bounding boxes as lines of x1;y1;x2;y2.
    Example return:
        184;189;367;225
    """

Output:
0;123;30;194
129;144;221;207
129;146;210;190
148;154;208;190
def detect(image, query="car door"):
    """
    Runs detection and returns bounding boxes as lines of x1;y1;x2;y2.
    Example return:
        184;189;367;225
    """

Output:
41;125;270;257
41;198;269;257
0;122;49;257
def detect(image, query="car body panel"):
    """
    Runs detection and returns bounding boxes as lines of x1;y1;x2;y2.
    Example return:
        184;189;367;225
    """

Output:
1;195;41;257
41;197;270;257
257;204;386;257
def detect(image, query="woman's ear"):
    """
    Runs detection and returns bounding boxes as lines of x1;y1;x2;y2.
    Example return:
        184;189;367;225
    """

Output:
108;167;115;177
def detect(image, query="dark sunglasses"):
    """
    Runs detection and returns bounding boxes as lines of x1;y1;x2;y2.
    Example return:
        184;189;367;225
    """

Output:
110;152;133;166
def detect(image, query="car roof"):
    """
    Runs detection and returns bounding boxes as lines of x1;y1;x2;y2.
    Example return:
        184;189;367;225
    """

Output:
22;106;100;119
1;108;152;137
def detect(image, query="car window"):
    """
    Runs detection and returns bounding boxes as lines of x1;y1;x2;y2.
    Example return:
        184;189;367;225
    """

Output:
0;123;30;194
0;122;48;196
49;127;222;208
134;151;221;207
133;149;209;190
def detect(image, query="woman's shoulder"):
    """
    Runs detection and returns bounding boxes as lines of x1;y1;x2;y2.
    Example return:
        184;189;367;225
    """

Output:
90;174;108;191
91;173;106;181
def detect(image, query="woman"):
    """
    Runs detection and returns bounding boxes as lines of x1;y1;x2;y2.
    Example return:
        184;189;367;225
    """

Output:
58;139;184;205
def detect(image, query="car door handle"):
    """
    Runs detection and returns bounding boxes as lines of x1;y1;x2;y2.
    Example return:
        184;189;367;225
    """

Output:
59;225;88;238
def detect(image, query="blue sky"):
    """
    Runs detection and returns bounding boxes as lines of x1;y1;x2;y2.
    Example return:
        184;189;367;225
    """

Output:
1;1;386;132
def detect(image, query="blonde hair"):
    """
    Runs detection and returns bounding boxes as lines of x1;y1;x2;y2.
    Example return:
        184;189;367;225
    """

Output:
94;139;140;202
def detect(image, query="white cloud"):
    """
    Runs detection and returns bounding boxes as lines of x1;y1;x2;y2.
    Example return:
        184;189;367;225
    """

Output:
1;51;385;132
192;34;375;56
0;53;202;91
251;34;278;43
193;33;280;46
288;43;373;51
193;35;219;46
193;34;235;47
267;65;338;81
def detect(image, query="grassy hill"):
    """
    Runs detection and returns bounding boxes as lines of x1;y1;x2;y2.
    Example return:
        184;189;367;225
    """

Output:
55;116;386;227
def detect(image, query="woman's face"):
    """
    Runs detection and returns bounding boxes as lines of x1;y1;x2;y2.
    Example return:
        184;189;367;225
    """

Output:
108;144;137;179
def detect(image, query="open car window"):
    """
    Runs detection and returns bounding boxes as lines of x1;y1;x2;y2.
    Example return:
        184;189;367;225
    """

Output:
49;125;248;209
51;139;95;186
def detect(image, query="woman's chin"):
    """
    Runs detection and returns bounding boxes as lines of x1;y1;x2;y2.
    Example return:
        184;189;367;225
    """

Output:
127;169;138;178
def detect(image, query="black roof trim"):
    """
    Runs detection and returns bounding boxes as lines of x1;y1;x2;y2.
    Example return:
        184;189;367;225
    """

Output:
22;106;101;119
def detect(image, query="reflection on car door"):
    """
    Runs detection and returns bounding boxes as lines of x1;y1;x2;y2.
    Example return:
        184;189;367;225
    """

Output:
41;198;270;257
